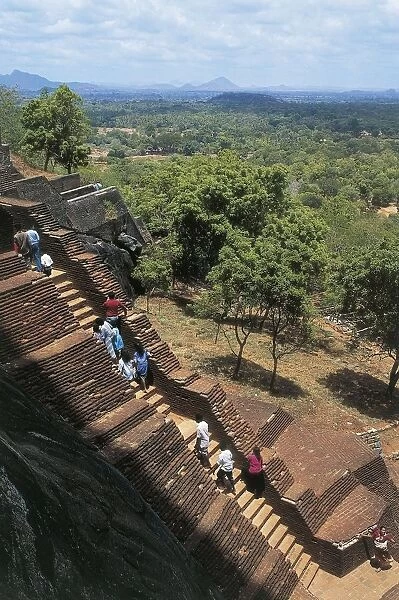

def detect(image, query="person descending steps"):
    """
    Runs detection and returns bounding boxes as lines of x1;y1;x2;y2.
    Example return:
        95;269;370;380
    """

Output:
118;349;137;381
93;318;117;360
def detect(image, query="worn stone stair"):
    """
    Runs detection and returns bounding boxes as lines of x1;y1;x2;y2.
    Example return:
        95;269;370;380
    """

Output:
52;269;96;327
160;405;321;591
49;269;321;592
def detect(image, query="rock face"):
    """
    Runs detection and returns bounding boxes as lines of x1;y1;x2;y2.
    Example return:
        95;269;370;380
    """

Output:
77;233;137;298
0;369;224;600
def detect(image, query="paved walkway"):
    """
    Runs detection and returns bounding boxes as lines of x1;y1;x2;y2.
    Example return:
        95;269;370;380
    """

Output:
310;560;399;599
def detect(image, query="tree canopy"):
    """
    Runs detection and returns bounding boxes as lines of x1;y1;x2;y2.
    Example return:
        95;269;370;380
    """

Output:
126;151;288;281
197;204;326;386
21;85;90;173
334;240;399;399
0;86;23;149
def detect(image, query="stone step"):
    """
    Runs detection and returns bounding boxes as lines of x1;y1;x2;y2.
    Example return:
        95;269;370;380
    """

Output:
177;420;197;442
268;523;288;548
74;306;95;320
233;480;246;501
277;533;296;556
80;314;95;330
300;561;319;589
232;468;241;483
146;392;165;408
252;502;273;530
59;287;80;301
294;552;311;578
68;296;87;311
236;490;253;510
286;543;303;568
56;279;75;293
209;447;219;463
156;403;172;415
242;497;265;520
136;385;157;400
168;412;186;426
51;269;68;284
260;513;280;540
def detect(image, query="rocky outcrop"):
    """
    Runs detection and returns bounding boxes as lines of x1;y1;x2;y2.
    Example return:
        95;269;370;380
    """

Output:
77;233;137;298
0;146;150;299
0;368;224;600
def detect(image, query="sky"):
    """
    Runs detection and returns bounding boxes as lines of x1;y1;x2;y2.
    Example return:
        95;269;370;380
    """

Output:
1;0;399;89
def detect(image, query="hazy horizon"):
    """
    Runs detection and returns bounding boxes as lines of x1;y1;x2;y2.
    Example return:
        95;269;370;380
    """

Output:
1;0;399;89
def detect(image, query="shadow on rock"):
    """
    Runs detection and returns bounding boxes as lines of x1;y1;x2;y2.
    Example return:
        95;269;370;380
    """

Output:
200;354;307;399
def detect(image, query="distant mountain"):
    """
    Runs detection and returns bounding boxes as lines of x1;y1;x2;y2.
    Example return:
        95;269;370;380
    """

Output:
0;69;58;91
0;69;103;93
0;70;245;95
181;77;241;92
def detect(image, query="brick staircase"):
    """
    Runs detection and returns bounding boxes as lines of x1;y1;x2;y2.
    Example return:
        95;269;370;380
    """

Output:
52;268;97;328
147;397;320;590
49;265;320;592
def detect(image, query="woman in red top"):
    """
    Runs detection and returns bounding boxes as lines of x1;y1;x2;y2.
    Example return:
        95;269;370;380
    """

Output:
244;446;265;499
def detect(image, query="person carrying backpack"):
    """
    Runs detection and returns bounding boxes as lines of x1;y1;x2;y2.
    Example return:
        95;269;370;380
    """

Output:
133;343;151;392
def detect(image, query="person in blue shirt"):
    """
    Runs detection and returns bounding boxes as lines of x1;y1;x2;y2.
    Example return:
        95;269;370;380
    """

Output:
26;227;41;273
133;343;151;392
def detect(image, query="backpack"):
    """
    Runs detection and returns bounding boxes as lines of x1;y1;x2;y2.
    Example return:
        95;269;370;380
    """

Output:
113;328;124;352
134;351;148;376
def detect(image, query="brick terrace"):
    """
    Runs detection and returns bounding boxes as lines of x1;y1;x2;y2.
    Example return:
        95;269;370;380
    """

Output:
1;148;399;598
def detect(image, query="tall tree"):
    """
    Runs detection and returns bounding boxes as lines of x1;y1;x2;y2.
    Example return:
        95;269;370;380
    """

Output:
334;241;399;399
0;86;23;149
198;206;326;387
21;85;90;173
135;235;181;312
197;230;269;379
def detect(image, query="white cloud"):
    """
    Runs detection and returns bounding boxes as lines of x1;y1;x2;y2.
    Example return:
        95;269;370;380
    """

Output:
0;0;398;87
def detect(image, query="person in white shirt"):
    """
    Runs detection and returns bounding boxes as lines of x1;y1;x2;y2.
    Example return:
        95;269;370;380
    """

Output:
194;414;211;467
40;253;53;276
118;349;137;381
93;318;116;360
217;442;235;493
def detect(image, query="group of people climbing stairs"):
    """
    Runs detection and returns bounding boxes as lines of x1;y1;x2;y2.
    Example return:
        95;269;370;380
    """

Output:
50;266;320;592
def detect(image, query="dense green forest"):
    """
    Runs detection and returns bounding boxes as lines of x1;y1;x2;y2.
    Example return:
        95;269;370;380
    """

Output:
84;94;399;209
80;94;399;393
3;86;399;395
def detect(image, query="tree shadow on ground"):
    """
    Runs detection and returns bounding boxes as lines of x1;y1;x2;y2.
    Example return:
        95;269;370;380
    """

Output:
319;368;399;419
309;330;348;356
200;354;307;399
